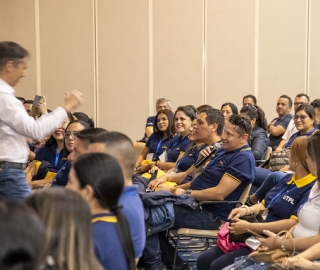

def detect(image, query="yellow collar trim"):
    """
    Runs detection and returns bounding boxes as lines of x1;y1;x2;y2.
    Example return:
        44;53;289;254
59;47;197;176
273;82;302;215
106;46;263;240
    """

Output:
287;173;317;188
91;216;117;223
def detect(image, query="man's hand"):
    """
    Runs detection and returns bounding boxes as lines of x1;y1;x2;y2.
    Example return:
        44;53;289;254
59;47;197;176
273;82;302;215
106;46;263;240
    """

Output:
63;90;85;112
173;188;187;195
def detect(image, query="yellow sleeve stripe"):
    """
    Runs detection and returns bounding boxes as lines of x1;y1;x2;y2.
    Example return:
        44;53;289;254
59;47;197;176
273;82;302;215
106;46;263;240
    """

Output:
179;151;185;155
92;216;118;223
224;173;241;184
290;215;298;220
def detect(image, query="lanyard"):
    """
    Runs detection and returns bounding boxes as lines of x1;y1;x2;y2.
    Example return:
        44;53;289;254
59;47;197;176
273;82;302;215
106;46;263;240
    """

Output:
266;186;297;209
54;152;60;168
284;128;316;148
155;140;163;156
52;160;69;182
297;194;320;215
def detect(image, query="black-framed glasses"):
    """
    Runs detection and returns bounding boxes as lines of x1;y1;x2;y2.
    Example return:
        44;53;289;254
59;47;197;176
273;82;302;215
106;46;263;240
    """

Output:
229;114;248;134
293;114;309;121
64;131;78;138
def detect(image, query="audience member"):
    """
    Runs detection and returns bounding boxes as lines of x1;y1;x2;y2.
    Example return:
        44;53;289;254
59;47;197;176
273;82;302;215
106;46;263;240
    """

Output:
143;98;172;141
135;109;175;174
242;95;257;106
240;105;268;160
67;153;136;270
268;95;293;150
16;96;25;103
72;112;95;128
311;98;320;129
142;114;255;270
275;93;309;151
0;200;46;270
87;131;146;260
23;99;33;116
26;188;104;270
221;102;238;123
0;41;85;199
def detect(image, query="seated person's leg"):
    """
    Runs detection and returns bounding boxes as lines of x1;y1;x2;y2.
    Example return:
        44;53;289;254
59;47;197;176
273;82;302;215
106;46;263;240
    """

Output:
249;167;272;195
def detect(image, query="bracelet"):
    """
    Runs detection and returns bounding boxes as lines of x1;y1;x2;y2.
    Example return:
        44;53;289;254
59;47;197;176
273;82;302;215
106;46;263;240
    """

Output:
240;205;253;215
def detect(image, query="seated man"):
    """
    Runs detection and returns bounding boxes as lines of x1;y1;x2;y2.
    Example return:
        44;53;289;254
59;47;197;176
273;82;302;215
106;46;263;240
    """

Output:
142;113;255;270
242;94;257;107
142;98;172;142
311;99;320;129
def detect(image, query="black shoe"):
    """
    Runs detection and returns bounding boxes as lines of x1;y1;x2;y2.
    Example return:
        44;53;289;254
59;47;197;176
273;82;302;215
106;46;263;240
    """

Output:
171;263;190;270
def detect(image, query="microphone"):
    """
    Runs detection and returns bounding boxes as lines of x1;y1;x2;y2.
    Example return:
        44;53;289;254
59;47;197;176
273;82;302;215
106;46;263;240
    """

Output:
194;143;222;168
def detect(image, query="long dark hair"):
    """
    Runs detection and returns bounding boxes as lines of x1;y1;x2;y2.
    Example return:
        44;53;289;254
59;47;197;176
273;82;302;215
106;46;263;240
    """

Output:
153;109;176;139
72;153;135;270
240;105;268;131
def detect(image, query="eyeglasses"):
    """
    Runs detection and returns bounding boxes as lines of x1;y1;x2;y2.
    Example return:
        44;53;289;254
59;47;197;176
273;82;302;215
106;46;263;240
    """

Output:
293;114;309;121
294;102;307;106
64;131;78;138
229;115;248;134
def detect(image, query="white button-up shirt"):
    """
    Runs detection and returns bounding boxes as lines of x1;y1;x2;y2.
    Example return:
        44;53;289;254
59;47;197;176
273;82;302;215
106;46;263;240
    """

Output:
0;78;67;163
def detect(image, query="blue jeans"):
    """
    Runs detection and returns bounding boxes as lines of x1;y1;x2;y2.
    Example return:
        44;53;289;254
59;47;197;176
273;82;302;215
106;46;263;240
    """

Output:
0;169;32;199
250;167;273;195
143;204;221;269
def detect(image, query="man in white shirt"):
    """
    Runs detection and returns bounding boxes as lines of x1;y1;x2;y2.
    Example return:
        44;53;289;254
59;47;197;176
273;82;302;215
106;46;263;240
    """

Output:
0;41;84;199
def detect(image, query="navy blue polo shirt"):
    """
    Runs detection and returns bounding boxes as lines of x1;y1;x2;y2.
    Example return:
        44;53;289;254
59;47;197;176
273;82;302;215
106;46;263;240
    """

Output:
51;161;71;187
176;144;206;173
262;173;316;222
269;114;292;149
35;142;67;170
145;133;173;161
146;116;155;127
166;134;192;162
190;145;255;221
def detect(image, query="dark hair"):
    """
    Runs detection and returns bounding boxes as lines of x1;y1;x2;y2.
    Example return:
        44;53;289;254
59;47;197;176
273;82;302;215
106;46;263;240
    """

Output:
240;105;268;131
221;102;238;115
0;41;29;70
72;112;95;128
200;108;225;136
307;131;320;181
73;153;135;270
296;93;310;102
23;100;33;105
175;106;197;122
25;188;103;270
311;99;320;109
16;96;26;102
76;128;109;150
279;95;293;107
0;200;45;270
229;114;252;137
197;104;213;113
295;104;315;125
185;105;197;114
90;131;136;179
153;109;176;138
45;111;74;148
243;95;257;105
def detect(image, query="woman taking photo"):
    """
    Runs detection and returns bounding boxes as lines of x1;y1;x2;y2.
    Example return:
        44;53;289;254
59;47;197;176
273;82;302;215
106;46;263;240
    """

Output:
134;109;175;174
67;153;136;270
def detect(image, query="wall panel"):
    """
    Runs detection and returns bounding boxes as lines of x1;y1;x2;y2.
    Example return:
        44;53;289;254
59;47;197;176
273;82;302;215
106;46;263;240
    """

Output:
39;0;95;118
308;0;320;101
0;0;37;99
96;0;149;140
258;0;308;122
153;0;203;110
206;0;256;111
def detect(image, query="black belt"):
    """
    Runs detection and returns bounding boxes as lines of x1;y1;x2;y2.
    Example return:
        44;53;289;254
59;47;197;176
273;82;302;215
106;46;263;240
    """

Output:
0;161;26;170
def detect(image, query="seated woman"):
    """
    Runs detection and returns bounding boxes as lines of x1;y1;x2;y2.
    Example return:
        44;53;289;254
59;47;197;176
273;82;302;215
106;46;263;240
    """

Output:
67;153;136;270
72;111;95;128
134;109;175;174
239;105;268;160
254;104;317;190
222;131;320;270
221;102;238;123
26;120;90;189
25;188;104;270
34;112;74;170
197;136;317;270
149;105;196;172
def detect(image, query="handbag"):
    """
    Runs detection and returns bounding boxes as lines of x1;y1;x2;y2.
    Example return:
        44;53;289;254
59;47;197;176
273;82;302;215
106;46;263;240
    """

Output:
229;212;265;242
217;222;247;253
268;148;290;172
248;230;295;263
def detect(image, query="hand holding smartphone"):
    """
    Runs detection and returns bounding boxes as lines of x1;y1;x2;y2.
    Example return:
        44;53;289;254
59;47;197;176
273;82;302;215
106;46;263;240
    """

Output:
31;95;42;118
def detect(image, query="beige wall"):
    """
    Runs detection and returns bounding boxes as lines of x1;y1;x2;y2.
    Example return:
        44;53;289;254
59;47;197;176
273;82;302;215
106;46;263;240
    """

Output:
1;0;319;141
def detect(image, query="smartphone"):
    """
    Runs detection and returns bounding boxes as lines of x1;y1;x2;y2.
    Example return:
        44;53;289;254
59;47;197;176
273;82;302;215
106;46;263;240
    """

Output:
31;95;42;118
246;229;266;238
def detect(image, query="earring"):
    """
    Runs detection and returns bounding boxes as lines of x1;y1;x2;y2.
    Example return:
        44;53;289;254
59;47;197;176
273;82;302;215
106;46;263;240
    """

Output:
292;162;297;166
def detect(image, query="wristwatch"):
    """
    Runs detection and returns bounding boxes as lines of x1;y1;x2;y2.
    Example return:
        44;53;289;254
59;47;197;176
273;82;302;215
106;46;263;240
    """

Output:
185;189;192;195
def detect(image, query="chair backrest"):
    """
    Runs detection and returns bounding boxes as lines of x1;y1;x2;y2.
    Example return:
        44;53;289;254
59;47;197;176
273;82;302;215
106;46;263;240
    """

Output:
264;146;272;160
134;142;146;158
238;183;252;205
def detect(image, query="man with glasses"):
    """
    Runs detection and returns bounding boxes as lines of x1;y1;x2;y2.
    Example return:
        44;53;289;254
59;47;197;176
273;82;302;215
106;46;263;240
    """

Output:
275;93;309;152
142;112;255;270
